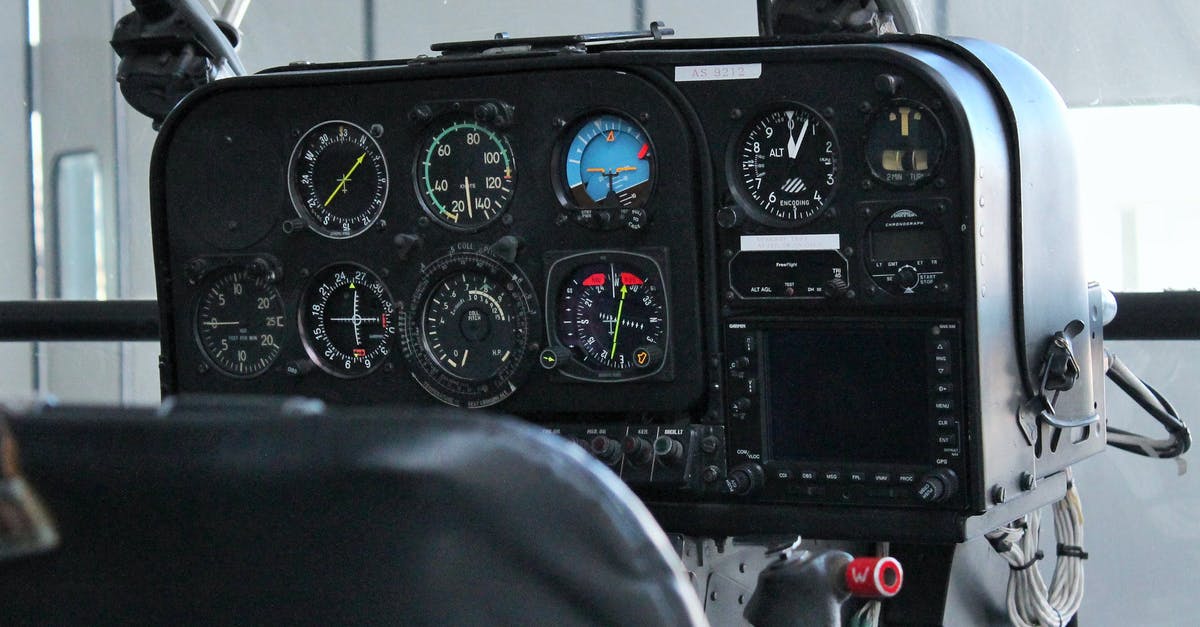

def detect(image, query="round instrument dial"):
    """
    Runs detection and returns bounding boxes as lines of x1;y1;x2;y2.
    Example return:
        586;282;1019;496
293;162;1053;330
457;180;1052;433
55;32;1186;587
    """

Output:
865;100;945;186
731;105;839;226
299;263;397;377
194;266;285;377
288;120;389;239
553;254;667;377
402;249;537;408
415;120;515;231
561;113;654;210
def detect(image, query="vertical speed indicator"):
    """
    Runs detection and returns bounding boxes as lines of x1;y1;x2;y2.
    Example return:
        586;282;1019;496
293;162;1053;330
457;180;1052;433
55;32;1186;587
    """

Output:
731;105;839;226
194;266;285;378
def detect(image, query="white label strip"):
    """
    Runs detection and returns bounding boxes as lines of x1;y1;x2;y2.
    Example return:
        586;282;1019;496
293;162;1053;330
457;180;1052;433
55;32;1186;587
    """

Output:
674;63;762;82
740;234;841;252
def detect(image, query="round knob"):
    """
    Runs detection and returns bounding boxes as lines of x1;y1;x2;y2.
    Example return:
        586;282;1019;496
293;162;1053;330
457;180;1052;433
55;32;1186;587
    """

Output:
845;556;904;599
896;265;920;290
653;436;684;466
589;436;622;465
726;463;764;496
539;346;571;370
731;397;752;413
716;205;742;229
916;468;959;503
622;436;654;466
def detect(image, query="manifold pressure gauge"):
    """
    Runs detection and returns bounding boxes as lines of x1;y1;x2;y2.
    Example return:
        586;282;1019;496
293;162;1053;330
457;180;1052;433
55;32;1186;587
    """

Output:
731;104;839;226
299;263;397;377
401;246;538;408
288;120;389;239
194;265;285;377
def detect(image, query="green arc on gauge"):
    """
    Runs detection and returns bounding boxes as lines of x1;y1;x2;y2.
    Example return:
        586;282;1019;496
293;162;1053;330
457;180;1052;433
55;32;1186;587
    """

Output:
420;121;513;222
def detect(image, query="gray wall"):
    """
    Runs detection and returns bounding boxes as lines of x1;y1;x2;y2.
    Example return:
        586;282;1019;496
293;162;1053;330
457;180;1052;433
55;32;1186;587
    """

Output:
0;2;33;397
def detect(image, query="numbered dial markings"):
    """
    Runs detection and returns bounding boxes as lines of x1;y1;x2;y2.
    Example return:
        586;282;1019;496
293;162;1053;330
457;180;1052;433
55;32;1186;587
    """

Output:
194;267;285;377
562;113;654;210
416;121;515;230
733;105;839;226
556;258;667;375
403;251;537;408
289;121;389;239
300;264;397;378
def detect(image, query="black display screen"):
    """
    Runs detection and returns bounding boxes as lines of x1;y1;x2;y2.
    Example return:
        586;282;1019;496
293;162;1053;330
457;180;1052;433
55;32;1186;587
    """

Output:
766;328;930;464
870;229;942;261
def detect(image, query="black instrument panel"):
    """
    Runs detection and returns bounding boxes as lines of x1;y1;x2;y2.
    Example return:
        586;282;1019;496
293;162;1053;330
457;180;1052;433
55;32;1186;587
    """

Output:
152;38;1003;540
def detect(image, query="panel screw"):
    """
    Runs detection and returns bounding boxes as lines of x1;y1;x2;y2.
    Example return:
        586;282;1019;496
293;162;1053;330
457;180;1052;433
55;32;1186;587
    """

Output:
730;108;743;120
370;123;384;138
991;484;1007;504
1020;472;1037;491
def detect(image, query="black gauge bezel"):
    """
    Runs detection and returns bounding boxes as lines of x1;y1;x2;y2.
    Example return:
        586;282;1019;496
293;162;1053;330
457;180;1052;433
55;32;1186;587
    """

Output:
863;98;947;188
551;110;657;227
287;120;389;239
544;249;671;382
726;102;841;228
401;247;539;408
192;263;285;378
297;262;398;379
412;117;517;233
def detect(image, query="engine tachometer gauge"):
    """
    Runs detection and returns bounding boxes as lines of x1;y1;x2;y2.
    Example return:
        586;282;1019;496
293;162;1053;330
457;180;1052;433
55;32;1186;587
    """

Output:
401;248;537;408
547;251;668;381
415;119;515;231
731;104;839;227
561;113;655;211
194;265;285;377
299;263;397;378
288;120;389;239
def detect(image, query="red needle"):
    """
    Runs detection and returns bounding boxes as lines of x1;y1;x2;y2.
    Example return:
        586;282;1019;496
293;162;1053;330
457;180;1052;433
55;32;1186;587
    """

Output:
637;143;649;159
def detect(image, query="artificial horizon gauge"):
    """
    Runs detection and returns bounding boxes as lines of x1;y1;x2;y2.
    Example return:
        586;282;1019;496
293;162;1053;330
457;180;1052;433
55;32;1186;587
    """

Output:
864;100;945;186
548;251;668;380
731;104;839;226
288;120;389;239
193;266;285;377
299;263;397;377
415;119;516;231
402;247;537;408
561;113;654;210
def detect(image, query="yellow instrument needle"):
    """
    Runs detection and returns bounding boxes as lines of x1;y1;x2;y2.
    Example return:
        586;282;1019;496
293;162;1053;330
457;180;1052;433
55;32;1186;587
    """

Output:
324;152;366;207
610;284;627;359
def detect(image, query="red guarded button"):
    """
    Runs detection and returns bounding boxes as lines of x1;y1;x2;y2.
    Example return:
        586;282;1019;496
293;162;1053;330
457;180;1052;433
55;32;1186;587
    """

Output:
844;556;904;599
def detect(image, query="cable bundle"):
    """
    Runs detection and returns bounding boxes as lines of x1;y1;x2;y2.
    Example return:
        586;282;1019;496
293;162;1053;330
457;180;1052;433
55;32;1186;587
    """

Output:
986;472;1085;627
1105;350;1191;459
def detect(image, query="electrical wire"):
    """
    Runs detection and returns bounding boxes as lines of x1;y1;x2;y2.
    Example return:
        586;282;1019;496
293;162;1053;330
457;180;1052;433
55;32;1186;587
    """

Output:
986;470;1085;627
1105;350;1191;459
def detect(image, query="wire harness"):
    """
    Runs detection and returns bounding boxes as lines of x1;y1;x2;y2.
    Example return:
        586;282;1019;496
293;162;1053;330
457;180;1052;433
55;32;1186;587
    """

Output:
986;471;1085;627
1105;350;1191;459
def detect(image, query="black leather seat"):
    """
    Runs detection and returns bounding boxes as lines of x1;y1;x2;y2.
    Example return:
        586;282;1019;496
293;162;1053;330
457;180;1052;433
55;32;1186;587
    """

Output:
1;396;706;626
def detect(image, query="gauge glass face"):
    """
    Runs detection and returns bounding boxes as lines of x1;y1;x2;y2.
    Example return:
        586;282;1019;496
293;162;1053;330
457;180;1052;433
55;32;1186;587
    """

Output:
300;263;397;377
733;105;839;226
865;101;944;186
289;120;389;239
194;267;285;377
416;120;515;230
562;113;654;210
555;257;667;374
402;251;536;408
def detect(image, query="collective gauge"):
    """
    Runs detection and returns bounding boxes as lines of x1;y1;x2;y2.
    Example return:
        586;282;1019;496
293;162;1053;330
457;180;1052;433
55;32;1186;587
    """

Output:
561;113;655;210
731;104;839;226
288;120;389;239
547;251;668;381
299;263;397;378
402;248;538;408
865;100;945;186
193;266;285;377
415;119;515;231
